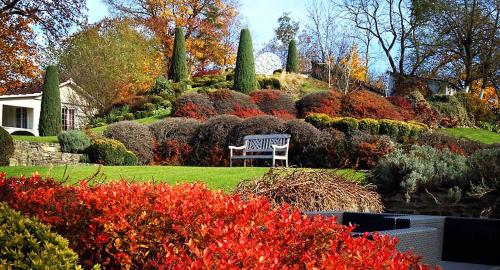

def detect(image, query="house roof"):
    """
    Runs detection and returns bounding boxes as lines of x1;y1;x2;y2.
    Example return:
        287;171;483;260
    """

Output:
0;79;77;98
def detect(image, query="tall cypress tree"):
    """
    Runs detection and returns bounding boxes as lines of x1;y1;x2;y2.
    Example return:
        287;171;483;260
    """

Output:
233;29;257;93
169;27;188;82
286;40;298;73
38;65;62;136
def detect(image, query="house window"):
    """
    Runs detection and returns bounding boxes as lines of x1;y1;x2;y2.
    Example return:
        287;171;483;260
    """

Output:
62;107;75;130
15;107;28;129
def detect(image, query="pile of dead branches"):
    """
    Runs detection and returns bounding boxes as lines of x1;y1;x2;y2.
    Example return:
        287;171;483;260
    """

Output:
235;169;383;213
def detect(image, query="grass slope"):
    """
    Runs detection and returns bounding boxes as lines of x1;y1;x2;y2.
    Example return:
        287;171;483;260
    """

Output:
440;128;500;144
0;166;365;192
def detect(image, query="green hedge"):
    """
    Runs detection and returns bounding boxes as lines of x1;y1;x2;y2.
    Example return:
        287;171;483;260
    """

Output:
0;127;14;166
305;113;428;141
58;130;91;154
0;203;81;269
87;138;138;166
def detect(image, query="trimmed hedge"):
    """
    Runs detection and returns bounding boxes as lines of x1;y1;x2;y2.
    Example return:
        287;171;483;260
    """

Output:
230;115;285;145
104;121;155;164
87;138;138;166
296;90;342;118
250;89;296;119
208;89;264;118
306;113;428;142
172;93;217;120
0;203;81;269
0;127;14;166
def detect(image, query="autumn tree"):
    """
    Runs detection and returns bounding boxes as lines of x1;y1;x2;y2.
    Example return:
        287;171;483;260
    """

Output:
259;13;299;63
0;0;87;92
58;19;164;116
233;29;257;93
104;0;240;73
39;66;62;136
169;27;188;82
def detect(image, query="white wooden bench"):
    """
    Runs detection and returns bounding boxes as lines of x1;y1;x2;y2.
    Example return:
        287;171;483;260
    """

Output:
229;134;291;167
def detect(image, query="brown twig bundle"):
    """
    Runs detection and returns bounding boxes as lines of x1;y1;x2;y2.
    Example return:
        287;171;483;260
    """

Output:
236;169;383;213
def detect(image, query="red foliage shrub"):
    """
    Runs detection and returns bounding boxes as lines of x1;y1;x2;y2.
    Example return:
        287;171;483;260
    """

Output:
156;139;193;165
387;96;417;120
349;132;396;169
172;93;217;120
296;90;343;118
417;132;485;156
250;90;297;118
192;69;221;77
209;89;264;118
342;90;405;121
0;173;434;269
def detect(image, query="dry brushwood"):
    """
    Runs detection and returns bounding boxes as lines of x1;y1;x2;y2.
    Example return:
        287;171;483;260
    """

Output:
235;169;383;213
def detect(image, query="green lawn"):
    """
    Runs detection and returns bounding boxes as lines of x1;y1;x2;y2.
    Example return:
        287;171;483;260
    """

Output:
0;166;365;192
11;135;59;143
440;128;500;144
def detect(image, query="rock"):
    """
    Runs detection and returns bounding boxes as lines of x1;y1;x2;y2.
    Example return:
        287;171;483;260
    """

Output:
10;141;82;166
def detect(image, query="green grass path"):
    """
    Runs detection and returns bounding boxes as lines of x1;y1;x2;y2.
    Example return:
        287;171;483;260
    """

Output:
0;166;365;192
440;128;500;144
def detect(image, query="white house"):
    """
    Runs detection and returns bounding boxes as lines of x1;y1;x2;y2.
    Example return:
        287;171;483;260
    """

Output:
385;72;459;97
0;79;87;136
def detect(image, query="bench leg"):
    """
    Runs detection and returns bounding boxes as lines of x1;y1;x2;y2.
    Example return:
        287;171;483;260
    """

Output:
272;158;276;168
230;158;232;167
285;158;288;167
243;160;246;167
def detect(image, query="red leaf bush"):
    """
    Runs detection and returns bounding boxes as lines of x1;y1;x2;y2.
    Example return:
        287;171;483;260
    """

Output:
172;93;217;120
0;173;434;270
342;90;405;121
296;90;343;118
250;90;297;119
208;89;265;118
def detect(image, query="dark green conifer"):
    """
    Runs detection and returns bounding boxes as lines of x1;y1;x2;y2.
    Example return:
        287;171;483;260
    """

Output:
38;65;62;136
233;29;257;93
169;27;188;82
286;40;298;73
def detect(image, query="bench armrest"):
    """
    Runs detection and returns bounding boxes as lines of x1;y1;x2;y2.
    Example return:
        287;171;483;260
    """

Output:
228;146;245;150
271;145;288;149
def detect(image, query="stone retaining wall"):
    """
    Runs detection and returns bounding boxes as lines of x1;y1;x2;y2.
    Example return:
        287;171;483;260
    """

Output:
9;141;82;166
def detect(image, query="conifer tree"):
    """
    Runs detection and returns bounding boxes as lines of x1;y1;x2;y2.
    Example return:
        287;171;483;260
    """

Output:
38;65;62;136
286;40;298;73
233;29;257;93
169;27;188;82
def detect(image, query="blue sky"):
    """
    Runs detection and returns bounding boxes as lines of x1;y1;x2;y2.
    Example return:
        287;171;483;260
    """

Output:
86;0;310;50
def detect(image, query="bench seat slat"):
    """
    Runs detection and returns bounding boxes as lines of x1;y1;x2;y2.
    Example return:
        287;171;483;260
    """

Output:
232;155;287;160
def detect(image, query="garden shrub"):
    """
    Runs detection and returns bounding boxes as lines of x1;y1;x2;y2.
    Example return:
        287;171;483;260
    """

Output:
208;89;264;118
0;203;81;269
342;90;405;121
148;95;164;104
329;117;359;134
191;115;243;166
236;169;383;212
349;131;396;169
257;77;281;89
250;89;296;119
358;118;380;134
467;148;500;190
57;130;91;154
230;115;285;145
296;90;342;117
455;92;496;124
149;76;175;101
124;112;135;120
87;138;138;166
408;91;440;128
372;145;469;199
149;118;201;165
104;121;154;164
172;93;217;120
0;174;432;269
0;127;14;166
417;132;485;156
314;129;348;168
379;119;400;139
429;95;472;127
283;119;322;167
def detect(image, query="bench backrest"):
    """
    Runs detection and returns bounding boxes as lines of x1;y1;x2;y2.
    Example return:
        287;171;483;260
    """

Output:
243;134;290;152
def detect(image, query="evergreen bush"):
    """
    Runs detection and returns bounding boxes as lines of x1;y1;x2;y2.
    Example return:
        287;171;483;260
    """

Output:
104;121;155;164
169;27;188;82
87;138;138;166
233;29;257;93
0;203;81;269
0;127;14;166
39;65;62;136
57;130;91;154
